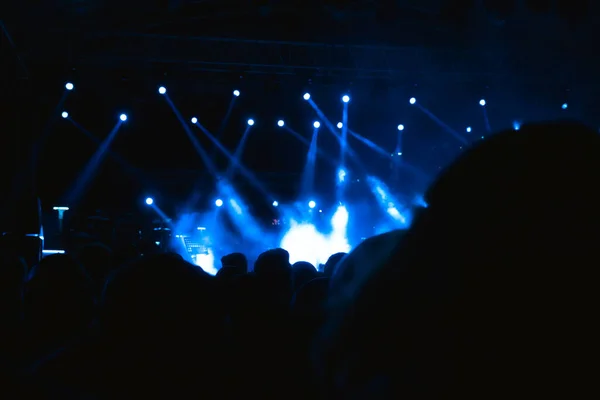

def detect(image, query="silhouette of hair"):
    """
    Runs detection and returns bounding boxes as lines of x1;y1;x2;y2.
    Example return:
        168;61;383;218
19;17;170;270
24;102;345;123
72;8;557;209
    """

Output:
221;252;248;274
323;252;347;277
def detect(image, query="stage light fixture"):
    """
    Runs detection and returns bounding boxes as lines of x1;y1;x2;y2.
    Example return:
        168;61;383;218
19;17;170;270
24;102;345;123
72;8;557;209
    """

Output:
247;119;255;126
562;103;568;110
466;127;472;133
409;97;416;104
303;93;311;100
313;121;320;129
65;82;74;91
513;121;521;131
272;201;279;207
120;114;128;122
158;86;167;95
191;117;198;124
277;120;284;127
337;122;343;129
215;199;224;207
308;200;316;209
342;95;350;103
397;124;404;131
145;197;154;205
233;90;240;97
479;99;486;106
61;112;69;119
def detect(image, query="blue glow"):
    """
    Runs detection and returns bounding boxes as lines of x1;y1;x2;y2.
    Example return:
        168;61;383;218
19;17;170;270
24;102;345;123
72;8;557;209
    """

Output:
337;122;343;129
308;200;316;209
466;126;472;133
479;99;486;106
158;86;167;95
145;197;154;205
65;82;74;91
397;124;404;131
303;93;311;101
337;168;346;183
342;95;350;103
313;121;321;129
397;152;402;156
562;103;568;110
120;114;128;122
61;112;69;119
513;121;521;131
247;119;255;126
191;117;198;124
272;200;279;207
233;90;240;97
215;199;224;207
409;97;416;105
277;120;284;127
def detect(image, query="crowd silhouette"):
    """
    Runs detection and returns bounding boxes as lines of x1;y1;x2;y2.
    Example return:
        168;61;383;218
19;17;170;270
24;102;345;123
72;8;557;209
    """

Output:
1;122;599;398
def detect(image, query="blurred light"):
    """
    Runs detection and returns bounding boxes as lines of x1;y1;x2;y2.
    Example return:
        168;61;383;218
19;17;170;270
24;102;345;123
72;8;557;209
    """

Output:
479;99;486;106
342;95;350;103
513;121;521;131
158;86;167;95
120;114;128;122
337;122;343;129
303;93;311;101
233;90;240;97
277;120;284;127
191;117;198;124
397;152;402;156
562;103;568;110
337;168;346;183
308;200;316;209
409;97;416;105
313;121;321;129
397;124;404;131
53;206;69;211
272;200;279;207
61;112;69;119
466;126;472;133
65;82;74;91
145;197;154;205
247;119;255;126
215;199;223;207
481;136;485;139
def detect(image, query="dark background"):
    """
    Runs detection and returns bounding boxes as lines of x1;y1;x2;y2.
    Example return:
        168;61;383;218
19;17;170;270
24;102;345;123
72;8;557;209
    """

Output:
1;0;599;227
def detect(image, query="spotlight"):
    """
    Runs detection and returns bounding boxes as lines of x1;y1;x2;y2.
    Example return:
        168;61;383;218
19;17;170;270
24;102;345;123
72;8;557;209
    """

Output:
313;121;320;129
337;122;343;129
61;112;69;119
308;200;316;209
65;82;74;91
409;97;416;105
342;95;350;103
397;124;404;131
158;86;167;95
247;119;255;126
561;103;568;110
338;168;346;183
513;121;521;131
466;127;472;133
145;197;154;206
397;152;402;156
233;90;240;97
303;93;311;101
191;117;198;124
277;120;284;127
120;114;128;122
479;99;486;106
215;199;224;207
272;201;279;207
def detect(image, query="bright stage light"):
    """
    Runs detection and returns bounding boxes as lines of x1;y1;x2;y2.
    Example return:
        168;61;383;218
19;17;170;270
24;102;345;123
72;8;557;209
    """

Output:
479;99;486;106
247;119;255;126
308;200;316;209
397;124;404;131
61;112;69;119
303;93;311;101
215;199;224;207
313;121;321;129
191;117;198;124
277;120;285;127
342;95;350;103
466;126;472;133
409;97;416;105
397;152;402;156
65;82;74;91
337;122;343;129
145;197;154;205
272;201;279;207
338;168;346;183
513;121;521;131
562;103;568;110
233;90;240;97
120;114;128;122
158;86;167;95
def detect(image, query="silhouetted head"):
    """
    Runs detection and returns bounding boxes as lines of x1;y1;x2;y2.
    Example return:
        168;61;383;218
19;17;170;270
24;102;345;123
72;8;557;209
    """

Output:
254;248;291;277
221;252;248;275
324;252;347;277
292;261;318;292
